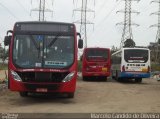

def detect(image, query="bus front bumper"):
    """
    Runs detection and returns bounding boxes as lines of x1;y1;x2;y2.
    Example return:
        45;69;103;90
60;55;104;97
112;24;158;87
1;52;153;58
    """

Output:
9;79;76;93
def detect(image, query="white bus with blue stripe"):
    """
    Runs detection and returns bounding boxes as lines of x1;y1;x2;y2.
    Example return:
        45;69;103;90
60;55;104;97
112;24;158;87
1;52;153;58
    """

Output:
111;47;150;83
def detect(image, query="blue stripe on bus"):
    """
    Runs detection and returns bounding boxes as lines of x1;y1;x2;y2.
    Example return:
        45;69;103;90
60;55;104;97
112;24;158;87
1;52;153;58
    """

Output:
119;72;150;78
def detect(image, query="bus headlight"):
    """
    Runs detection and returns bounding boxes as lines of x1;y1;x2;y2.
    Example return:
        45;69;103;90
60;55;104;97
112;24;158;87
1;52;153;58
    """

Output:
62;71;75;82
11;70;22;82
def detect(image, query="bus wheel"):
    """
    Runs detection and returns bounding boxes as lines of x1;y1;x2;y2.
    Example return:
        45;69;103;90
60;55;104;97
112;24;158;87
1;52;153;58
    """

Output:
111;71;115;79
115;71;119;81
83;76;86;81
19;92;28;97
104;77;107;81
67;93;74;98
135;78;142;83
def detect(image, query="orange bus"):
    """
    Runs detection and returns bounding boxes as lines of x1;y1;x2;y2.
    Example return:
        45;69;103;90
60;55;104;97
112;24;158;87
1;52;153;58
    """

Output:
82;48;111;81
4;21;83;98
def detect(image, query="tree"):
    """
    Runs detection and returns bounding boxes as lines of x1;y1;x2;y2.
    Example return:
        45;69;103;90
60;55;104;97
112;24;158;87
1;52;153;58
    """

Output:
0;47;9;64
123;39;136;48
111;45;119;54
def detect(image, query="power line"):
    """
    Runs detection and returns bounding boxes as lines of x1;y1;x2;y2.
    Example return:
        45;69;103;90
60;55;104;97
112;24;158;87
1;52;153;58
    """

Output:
88;1;121;40
0;3;19;20
95;0;109;18
96;0;121;29
15;0;33;20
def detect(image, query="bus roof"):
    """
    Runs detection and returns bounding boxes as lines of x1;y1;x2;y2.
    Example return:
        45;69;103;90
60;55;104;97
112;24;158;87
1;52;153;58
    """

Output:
84;47;110;51
15;21;74;25
122;47;149;50
111;47;150;56
13;21;75;33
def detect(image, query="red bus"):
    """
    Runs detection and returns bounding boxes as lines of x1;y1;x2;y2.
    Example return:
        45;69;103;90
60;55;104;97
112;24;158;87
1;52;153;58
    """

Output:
82;48;111;81
4;21;83;98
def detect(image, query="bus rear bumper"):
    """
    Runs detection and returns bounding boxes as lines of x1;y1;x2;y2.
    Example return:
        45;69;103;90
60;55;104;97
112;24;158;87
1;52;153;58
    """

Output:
82;71;110;77
120;72;150;78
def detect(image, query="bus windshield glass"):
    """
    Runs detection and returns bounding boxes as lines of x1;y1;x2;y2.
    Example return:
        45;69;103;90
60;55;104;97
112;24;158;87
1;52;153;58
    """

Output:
86;49;108;62
124;49;148;63
13;34;74;69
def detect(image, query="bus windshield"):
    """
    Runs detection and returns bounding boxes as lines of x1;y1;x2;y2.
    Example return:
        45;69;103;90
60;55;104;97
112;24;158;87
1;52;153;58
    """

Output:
86;49;108;62
124;49;148;63
13;34;74;69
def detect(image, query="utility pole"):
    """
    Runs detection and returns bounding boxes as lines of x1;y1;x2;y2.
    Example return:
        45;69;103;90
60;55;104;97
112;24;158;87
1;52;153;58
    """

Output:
73;0;95;48
150;0;160;63
116;0;140;48
31;0;53;21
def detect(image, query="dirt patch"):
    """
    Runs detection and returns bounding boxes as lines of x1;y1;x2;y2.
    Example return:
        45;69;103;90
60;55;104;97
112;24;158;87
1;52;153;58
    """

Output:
0;78;160;113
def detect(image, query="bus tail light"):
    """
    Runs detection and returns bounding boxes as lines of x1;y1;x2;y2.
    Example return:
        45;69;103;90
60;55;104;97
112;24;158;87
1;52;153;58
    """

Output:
62;71;75;82
122;65;125;72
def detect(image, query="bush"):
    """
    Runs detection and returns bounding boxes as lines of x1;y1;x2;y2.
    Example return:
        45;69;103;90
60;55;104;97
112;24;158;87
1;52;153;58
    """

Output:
78;60;82;72
151;63;160;71
0;63;8;70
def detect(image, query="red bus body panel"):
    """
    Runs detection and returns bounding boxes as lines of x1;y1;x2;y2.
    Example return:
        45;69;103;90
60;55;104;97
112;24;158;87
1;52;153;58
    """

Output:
8;22;78;93
82;48;111;78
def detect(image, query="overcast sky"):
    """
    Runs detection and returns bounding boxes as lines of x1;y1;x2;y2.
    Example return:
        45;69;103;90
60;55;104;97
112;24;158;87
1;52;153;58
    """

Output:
0;0;158;48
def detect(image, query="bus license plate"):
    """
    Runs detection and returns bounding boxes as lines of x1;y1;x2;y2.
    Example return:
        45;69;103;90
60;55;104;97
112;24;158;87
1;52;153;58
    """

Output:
102;68;107;72
36;88;48;92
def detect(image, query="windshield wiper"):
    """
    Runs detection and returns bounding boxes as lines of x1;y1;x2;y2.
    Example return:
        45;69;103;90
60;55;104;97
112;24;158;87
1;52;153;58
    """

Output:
30;35;41;58
30;35;39;50
47;34;62;48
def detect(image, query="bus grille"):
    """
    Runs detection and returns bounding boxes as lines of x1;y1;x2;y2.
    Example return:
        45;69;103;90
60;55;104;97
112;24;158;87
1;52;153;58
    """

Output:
17;72;69;83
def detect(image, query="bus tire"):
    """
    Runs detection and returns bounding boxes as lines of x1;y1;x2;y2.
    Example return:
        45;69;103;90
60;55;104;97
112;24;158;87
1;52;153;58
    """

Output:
8;79;10;89
112;71;115;79
104;77;107;81
135;78;142;83
19;92;28;97
67;93;74;98
83;76;86;81
115;71;119;81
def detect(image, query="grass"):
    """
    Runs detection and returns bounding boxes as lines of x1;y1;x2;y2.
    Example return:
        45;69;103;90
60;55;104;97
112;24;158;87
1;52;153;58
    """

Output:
0;63;8;70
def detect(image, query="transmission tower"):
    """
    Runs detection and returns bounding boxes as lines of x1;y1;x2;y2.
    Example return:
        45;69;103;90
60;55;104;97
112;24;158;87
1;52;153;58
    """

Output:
73;0;95;48
150;0;160;63
116;0;140;48
30;0;54;21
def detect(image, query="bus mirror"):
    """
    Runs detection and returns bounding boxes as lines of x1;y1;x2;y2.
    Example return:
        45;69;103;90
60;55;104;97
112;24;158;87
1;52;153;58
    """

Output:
4;36;11;46
78;39;83;49
77;32;81;39
7;30;13;35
